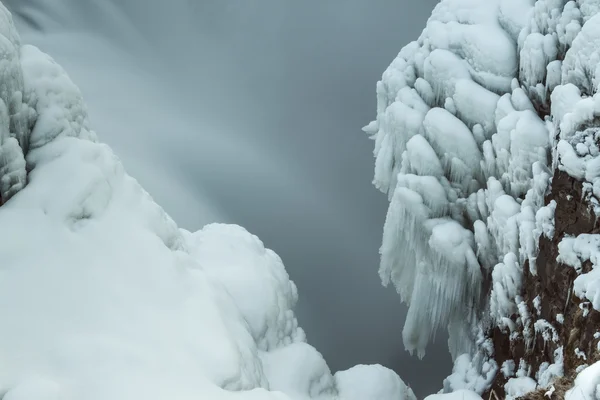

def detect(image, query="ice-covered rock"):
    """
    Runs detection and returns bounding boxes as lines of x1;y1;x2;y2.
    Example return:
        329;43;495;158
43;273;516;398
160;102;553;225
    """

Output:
366;0;600;396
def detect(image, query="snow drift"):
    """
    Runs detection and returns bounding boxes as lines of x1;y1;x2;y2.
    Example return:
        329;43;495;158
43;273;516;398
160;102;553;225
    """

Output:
366;0;600;397
0;3;417;400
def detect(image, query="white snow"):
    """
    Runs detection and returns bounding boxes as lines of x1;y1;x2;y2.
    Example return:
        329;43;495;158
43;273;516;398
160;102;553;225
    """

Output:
367;0;600;396
504;377;537;400
490;253;523;330
565;361;600;400
537;347;564;389
183;224;305;352
558;234;600;310
11;0;600;397
0;4;413;400
334;364;416;400
424;390;482;400
0;1;29;203
260;343;336;400
533;295;542;315
534;319;559;344
575;348;587;361
502;360;516;379
442;352;497;394
365;0;555;363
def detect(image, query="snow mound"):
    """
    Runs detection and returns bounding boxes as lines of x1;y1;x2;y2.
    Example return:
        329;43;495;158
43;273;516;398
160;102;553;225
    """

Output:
565;361;600;400
504;377;537;400
0;3;413;400
335;364;417;400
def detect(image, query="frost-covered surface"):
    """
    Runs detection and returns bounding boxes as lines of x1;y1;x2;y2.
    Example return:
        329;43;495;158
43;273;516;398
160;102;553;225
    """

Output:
366;0;554;363
0;2;30;203
441;346;496;394
367;0;549;368
504;377;537;400
334;365;417;400
559;234;600;308
366;0;600;396
0;4;416;400
565;360;600;400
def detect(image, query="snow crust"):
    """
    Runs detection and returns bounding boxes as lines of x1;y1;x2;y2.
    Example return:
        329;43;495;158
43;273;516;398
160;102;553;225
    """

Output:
0;4;414;400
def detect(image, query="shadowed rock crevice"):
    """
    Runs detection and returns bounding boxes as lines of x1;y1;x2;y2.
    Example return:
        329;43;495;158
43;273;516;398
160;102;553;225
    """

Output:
486;170;600;397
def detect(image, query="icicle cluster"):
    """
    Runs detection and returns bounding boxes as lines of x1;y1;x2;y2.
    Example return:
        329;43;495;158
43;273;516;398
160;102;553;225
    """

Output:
366;0;554;359
0;3;32;203
368;0;600;396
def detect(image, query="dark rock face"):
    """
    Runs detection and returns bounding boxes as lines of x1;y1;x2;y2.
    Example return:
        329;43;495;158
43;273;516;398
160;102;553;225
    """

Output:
485;170;600;398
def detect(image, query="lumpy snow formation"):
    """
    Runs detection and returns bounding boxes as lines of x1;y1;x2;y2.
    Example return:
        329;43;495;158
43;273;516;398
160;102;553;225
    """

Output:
366;0;600;397
0;3;417;400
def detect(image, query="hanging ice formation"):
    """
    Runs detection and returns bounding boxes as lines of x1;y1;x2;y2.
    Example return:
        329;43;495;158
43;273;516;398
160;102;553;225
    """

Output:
365;0;600;374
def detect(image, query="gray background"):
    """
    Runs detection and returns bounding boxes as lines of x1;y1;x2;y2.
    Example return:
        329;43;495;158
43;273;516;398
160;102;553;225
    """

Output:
6;0;448;396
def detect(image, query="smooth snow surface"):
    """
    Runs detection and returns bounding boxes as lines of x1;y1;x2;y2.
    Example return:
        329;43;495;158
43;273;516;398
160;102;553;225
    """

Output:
0;4;415;400
504;377;537;399
565;361;600;400
423;390;482;400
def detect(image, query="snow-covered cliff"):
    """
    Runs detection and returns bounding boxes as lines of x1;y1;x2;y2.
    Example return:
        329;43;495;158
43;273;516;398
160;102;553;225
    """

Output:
0;3;417;400
366;0;600;398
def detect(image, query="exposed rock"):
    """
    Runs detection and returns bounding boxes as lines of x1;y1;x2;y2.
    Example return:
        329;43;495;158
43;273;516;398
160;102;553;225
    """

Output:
486;170;600;397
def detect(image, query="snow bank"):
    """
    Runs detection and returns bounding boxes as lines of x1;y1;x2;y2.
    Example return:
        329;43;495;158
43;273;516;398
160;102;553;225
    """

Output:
0;4;414;400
